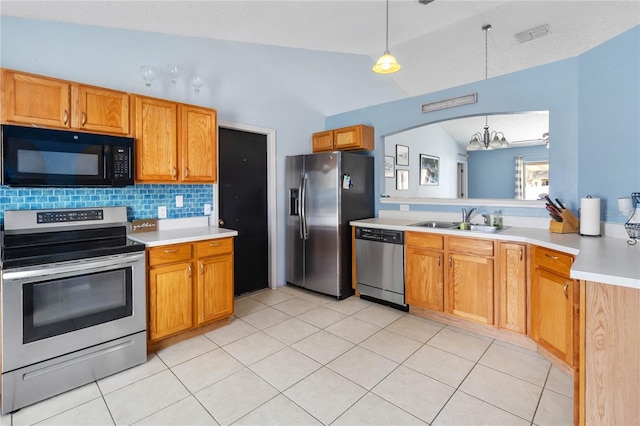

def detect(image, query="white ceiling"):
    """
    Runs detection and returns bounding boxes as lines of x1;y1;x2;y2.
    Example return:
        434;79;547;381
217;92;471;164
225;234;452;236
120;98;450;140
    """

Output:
1;0;638;97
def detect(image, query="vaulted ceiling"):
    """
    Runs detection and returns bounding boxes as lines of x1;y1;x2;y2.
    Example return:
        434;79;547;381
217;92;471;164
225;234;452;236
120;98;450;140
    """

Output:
2;1;639;97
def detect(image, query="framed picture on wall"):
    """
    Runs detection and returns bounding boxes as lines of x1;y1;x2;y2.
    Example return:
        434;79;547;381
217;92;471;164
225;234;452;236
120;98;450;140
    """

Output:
396;169;409;190
396;145;409;166
384;156;395;178
420;154;440;186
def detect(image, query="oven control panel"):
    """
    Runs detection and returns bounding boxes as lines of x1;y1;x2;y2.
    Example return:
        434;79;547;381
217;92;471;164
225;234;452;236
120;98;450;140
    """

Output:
37;209;104;224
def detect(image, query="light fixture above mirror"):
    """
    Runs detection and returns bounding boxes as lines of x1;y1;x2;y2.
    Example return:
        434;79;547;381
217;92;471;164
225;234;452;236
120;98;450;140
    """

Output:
468;24;509;150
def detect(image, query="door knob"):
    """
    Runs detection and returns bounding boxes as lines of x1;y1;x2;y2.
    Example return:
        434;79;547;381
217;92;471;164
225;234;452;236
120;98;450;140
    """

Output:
218;219;225;226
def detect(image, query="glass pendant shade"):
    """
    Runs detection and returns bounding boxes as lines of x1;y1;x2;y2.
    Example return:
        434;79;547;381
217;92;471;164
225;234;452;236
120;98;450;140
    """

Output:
372;52;402;74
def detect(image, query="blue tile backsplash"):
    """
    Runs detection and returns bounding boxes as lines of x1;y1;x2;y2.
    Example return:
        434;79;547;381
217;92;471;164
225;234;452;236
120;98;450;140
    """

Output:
0;184;214;225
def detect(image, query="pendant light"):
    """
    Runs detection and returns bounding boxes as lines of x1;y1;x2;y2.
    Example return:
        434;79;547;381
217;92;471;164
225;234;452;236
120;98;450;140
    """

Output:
468;24;508;150
372;0;401;74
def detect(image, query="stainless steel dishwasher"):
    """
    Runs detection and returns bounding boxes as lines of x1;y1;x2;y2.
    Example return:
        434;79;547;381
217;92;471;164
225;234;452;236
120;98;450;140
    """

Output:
355;227;407;311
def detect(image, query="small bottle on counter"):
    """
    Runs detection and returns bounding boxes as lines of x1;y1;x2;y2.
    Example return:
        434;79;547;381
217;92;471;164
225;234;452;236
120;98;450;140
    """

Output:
493;210;502;228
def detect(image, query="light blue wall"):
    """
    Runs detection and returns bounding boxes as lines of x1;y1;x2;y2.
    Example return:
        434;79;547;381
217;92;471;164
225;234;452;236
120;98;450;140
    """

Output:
0;16;405;286
468;145;549;199
577;26;640;223
327;26;640;222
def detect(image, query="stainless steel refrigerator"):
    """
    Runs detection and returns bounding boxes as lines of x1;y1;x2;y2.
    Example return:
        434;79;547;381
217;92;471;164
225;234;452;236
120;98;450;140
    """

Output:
286;151;374;299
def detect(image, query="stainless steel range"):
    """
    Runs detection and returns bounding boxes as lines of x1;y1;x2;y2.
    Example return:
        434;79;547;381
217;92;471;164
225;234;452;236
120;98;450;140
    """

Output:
0;206;147;414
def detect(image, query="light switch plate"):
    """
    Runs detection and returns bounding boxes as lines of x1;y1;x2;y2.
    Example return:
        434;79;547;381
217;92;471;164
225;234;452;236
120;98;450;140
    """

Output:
176;195;184;208
204;203;212;215
158;206;167;219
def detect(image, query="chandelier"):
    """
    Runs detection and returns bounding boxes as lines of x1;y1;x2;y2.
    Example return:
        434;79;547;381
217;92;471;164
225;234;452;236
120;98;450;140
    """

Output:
468;24;509;150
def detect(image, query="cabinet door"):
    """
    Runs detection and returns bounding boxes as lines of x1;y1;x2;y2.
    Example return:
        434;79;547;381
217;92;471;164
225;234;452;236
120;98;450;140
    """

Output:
405;246;444;311
72;85;130;134
2;70;71;128
311;130;334;152
499;242;527;334
148;262;193;341
180;105;217;183
531;268;573;364
447;253;494;324
196;253;234;324
133;96;178;182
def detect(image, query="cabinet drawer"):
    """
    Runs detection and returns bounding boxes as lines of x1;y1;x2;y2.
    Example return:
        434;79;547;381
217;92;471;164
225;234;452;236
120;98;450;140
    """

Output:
148;243;193;266
448;236;494;257
405;231;443;250
534;246;573;276
197;237;233;257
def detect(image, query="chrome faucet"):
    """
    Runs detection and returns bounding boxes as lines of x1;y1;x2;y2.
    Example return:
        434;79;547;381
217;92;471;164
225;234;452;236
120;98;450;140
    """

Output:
482;213;491;225
462;208;475;222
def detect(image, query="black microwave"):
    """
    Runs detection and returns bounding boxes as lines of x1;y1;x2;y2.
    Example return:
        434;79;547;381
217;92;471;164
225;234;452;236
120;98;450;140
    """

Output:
1;124;135;187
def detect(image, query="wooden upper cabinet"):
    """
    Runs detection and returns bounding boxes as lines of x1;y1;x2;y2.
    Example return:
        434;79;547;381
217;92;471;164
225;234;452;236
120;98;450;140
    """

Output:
133;95;178;182
312;124;374;152
2;69;130;134
311;130;334;152
2;70;71;128
71;85;129;134
180;105;217;183
133;95;217;184
498;242;527;334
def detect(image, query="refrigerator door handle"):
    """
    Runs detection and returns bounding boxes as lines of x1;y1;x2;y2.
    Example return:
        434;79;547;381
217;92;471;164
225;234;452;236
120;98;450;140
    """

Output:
300;173;309;240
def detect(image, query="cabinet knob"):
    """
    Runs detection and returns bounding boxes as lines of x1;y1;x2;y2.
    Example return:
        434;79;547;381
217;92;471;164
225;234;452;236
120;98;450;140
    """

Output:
219;219;225;226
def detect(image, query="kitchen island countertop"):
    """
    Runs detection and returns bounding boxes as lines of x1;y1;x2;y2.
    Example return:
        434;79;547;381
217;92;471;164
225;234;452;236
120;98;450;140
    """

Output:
351;217;640;290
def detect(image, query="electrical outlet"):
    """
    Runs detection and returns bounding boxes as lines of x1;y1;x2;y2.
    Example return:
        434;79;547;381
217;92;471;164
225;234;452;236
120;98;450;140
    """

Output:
400;204;410;211
204;203;212;215
158;206;167;219
176;195;183;208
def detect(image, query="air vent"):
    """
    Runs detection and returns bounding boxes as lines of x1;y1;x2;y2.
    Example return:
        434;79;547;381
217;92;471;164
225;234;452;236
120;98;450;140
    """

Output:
515;25;550;44
421;93;477;113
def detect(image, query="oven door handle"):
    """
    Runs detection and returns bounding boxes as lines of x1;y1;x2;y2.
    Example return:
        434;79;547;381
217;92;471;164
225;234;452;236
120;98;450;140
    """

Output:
1;252;145;282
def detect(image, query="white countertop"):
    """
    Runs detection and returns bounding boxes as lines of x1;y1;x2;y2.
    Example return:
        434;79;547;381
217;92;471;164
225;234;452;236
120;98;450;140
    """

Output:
351;218;640;290
128;226;238;247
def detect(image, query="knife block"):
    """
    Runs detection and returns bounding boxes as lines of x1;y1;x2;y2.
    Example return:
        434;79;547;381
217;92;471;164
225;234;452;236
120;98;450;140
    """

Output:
549;209;579;234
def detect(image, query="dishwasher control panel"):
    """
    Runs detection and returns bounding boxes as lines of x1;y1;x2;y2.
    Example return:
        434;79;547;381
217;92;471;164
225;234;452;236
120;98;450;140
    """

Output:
355;227;404;244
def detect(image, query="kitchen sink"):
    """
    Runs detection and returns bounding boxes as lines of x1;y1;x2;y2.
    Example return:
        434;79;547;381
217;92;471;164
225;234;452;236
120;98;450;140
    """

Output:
458;224;506;233
410;221;458;229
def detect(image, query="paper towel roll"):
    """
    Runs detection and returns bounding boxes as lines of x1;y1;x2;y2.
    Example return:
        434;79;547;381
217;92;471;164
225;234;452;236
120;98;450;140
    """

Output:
580;197;601;236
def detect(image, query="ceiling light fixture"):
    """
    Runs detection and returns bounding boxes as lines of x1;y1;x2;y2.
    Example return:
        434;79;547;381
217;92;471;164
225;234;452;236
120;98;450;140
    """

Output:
372;0;401;74
468;24;508;151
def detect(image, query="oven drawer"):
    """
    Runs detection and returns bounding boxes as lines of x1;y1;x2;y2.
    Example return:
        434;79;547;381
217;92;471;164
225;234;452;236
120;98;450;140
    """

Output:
197;238;233;257
148;243;193;266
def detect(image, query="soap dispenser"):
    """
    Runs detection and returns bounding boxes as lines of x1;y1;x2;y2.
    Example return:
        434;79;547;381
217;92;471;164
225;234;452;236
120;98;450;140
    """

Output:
493;210;502;228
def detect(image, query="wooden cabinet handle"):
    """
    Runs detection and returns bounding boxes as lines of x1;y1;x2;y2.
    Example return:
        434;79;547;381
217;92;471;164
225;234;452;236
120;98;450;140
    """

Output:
81;112;86;126
209;243;220;247
200;261;204;274
563;282;569;299
63;109;68;125
188;264;192;278
172;167;177;179
184;167;190;178
449;256;452;267
163;249;178;253
520;247;523;261
438;255;441;267
545;254;559;260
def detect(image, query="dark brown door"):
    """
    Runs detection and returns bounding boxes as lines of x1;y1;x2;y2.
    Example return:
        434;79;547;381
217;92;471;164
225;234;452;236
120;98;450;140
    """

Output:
219;127;268;295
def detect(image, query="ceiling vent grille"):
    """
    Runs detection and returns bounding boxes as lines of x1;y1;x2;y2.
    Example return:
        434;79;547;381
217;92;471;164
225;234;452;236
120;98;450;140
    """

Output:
515;24;550;44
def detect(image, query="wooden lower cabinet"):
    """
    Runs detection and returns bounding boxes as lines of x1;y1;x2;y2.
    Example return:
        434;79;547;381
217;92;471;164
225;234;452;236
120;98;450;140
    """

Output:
498;242;527;334
147;238;234;346
530;246;576;365
405;246;444;311
447;252;494;324
148;261;193;341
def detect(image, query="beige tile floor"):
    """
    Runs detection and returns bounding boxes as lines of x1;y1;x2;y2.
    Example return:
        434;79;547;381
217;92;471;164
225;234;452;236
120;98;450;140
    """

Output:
2;286;574;425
